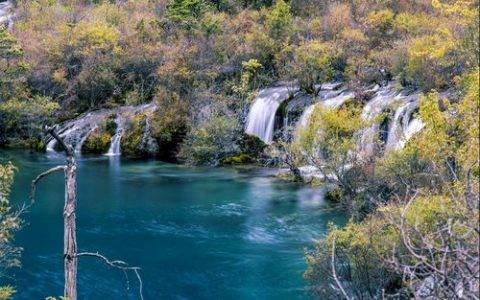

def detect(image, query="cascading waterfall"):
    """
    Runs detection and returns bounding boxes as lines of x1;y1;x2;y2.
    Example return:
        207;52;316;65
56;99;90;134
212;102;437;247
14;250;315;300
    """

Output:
140;117;159;155
358;84;400;156
385;96;423;151
105;115;124;156
245;85;298;144
0;1;13;28
289;83;427;178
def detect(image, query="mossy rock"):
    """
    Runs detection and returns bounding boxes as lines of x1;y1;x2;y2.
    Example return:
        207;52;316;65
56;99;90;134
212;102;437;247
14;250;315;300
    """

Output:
239;134;267;158
82;129;112;154
222;153;252;165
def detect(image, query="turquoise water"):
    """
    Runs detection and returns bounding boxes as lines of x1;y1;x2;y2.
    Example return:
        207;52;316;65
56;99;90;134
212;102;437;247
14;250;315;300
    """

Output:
1;150;344;299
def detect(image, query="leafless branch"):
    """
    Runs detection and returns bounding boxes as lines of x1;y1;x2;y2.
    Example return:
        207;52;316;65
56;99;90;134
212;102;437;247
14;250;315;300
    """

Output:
30;165;66;202
76;252;144;300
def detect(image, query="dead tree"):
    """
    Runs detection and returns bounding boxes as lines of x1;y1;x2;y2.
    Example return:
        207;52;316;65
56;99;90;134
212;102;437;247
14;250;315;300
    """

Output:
31;126;143;300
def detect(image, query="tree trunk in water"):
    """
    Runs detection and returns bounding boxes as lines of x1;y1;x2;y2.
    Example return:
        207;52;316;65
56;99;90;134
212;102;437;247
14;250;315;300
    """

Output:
64;154;77;300
31;127;142;300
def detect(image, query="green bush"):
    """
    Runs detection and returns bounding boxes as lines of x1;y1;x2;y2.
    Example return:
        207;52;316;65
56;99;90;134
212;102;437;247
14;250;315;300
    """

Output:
150;89;189;160
179;115;240;165
222;153;252;165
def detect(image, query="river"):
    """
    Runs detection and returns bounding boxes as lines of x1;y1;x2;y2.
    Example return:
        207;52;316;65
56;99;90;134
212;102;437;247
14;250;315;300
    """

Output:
1;150;344;299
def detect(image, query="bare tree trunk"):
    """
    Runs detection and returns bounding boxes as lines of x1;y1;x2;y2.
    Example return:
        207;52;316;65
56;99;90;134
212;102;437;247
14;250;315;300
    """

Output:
31;126;143;300
31;126;78;300
64;153;77;300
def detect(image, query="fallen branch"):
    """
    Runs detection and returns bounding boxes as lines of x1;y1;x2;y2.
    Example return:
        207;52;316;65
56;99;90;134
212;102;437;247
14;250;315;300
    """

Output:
76;252;144;300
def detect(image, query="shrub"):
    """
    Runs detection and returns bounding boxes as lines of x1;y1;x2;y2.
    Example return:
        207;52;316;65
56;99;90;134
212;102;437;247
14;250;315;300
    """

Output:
150;89;189;160
0;163;22;297
82;128;112;154
121;114;147;157
222;153;252;165
289;41;335;93
179;115;240;165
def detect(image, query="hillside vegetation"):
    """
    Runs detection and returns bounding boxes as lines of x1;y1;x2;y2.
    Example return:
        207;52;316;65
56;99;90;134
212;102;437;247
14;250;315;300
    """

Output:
0;0;477;159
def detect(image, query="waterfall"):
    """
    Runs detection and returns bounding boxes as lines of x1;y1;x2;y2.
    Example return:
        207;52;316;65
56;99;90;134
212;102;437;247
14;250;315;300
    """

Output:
46;111;107;153
0;1;13;29
46;103;157;155
401;119;424;146
385;96;423;151
358;84;399;156
245;85;298;144
105;115;124;156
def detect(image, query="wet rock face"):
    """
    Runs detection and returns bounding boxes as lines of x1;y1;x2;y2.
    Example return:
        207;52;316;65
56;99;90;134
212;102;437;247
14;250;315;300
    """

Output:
46;104;158;157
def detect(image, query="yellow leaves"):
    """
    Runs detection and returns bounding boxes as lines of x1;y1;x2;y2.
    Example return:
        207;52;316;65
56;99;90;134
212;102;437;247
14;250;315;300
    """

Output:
364;9;394;31
265;0;293;40
295;101;364;164
432;0;477;23
405;30;458;89
394;12;439;36
72;21;120;56
455;69;480;170
52;67;67;86
408;31;454;61
0;163;15;202
415;92;450;162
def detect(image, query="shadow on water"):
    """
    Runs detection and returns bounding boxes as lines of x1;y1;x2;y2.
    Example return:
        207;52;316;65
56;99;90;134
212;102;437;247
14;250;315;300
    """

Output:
1;150;346;300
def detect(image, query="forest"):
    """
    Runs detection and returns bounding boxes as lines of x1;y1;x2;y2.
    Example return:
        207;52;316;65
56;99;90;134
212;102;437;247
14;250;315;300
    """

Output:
0;0;478;299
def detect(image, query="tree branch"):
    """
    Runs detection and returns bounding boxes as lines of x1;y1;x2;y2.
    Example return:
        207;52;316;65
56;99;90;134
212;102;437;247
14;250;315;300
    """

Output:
76;252;144;300
30;165;66;202
331;235;351;300
46;125;74;157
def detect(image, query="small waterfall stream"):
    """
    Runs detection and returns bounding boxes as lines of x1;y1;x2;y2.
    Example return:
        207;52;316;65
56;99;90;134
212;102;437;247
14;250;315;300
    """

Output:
105;115;124;156
358;84;400;156
245;85;298;144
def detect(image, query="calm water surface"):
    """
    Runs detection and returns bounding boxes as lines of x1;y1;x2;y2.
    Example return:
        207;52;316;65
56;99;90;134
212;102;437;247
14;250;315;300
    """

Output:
1;150;344;299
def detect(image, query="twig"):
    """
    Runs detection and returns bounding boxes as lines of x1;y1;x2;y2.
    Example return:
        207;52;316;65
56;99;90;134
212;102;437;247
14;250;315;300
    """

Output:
30;165;66;202
76;252;144;300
